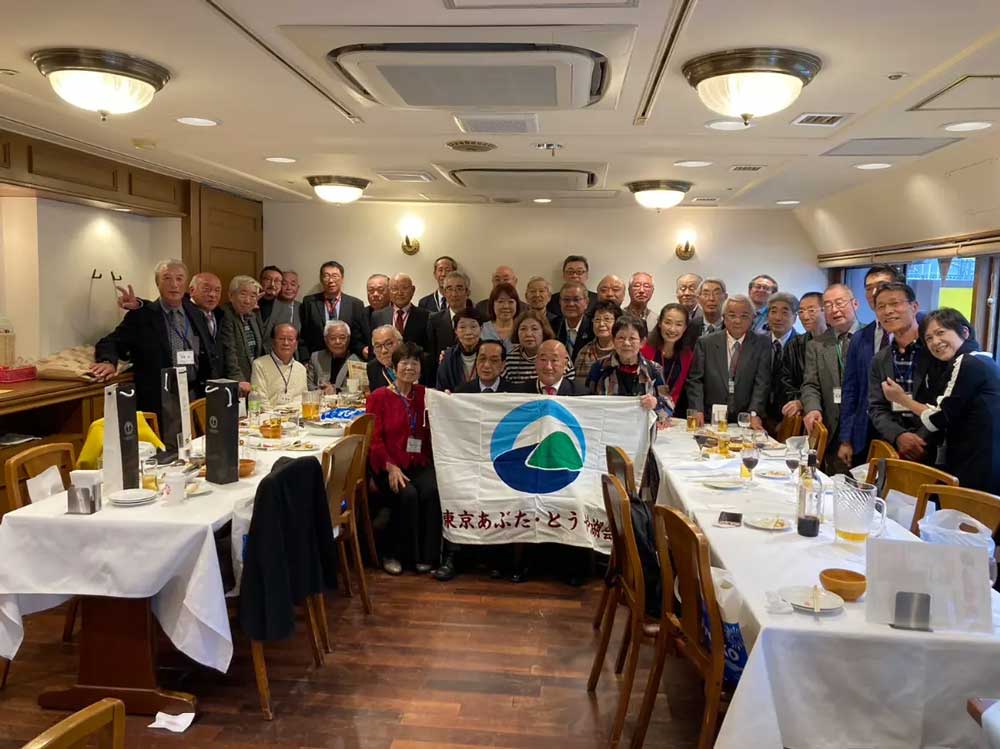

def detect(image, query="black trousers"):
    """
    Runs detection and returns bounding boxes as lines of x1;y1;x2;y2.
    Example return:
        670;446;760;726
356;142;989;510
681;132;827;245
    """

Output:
375;464;442;568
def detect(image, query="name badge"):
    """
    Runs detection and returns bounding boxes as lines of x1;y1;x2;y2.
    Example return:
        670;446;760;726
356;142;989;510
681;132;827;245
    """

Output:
175;349;195;366
891;401;907;412
832;387;842;405
728;379;735;395
406;437;422;454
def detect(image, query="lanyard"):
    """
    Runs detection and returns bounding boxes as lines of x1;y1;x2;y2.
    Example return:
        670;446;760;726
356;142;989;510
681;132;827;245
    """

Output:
270;353;292;394
323;296;341;323
163;307;192;348
390;384;419;434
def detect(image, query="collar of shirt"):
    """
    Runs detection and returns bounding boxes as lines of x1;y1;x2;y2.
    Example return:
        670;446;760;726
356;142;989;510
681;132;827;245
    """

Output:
726;332;746;349
539;378;563;393
564;318;583;333
394;303;412;315
770;329;794;346
479;379;499;392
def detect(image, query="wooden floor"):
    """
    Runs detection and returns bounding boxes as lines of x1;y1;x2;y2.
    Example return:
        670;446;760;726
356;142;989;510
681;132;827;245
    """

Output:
0;572;705;748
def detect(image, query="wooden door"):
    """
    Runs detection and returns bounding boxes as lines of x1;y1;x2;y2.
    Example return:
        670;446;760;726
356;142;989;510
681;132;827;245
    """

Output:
186;183;262;292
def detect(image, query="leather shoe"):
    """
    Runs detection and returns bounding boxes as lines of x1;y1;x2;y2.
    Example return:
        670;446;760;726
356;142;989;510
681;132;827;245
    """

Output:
383;558;402;576
432;557;457;581
415;563;434;574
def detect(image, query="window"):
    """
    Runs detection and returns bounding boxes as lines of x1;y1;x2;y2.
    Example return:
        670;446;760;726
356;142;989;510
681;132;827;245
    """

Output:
843;258;978;324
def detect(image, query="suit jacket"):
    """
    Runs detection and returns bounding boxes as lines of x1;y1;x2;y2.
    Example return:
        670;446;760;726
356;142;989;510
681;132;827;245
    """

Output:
261;299;305;359
456;377;515;393
418;290;447;313
515;378;587;396
94;298;211;418
766;331;798;422
779;330;813;406
220;302;264;383
868;338;934;449
838;320;878;453
686;330;771;420
800;329;847;438
307;350;360;391
300;292;369;358
366;358;394;392
426;303;478;363
188;305;226;382
372;304;431;350
546;289;598;316
553;315;595;361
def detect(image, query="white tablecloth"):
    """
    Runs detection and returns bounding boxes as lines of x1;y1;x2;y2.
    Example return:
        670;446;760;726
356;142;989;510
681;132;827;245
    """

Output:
0;434;340;673
652;424;1000;749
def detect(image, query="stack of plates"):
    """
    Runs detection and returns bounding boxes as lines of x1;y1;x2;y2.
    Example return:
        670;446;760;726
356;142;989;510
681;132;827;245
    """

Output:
107;488;158;507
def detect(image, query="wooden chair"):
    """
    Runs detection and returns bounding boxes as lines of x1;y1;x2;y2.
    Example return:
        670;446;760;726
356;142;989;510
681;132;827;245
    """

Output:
777;412;803;443
20;696;125;749
968;697;997;727
910;485;1000;536
140;411;160;440
629;506;725;749
588;474;655;748
867;458;958;500
592;446;635;632
189;398;207;438
345;414;380;567
321;435;373;626
808;420;829;465
862;440;900;483
1;657;8;691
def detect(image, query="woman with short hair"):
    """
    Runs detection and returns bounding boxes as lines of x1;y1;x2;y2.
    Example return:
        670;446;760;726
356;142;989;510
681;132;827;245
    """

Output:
588;315;672;424
573;300;622;385
480;282;520;353
504;309;575;385
436;310;483;392
640;302;699;414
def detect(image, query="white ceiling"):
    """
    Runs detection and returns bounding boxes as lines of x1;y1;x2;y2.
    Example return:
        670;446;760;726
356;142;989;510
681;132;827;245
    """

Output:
2;0;1000;209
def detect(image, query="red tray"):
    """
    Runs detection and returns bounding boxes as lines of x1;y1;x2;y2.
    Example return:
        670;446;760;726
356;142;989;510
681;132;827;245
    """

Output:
0;365;37;383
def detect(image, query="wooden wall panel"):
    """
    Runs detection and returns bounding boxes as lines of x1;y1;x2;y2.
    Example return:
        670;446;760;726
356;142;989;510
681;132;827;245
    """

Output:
26;141;120;193
197;185;262;291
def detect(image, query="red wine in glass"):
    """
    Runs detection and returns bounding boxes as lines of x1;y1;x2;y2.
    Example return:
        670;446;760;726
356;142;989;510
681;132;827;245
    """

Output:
742;454;759;472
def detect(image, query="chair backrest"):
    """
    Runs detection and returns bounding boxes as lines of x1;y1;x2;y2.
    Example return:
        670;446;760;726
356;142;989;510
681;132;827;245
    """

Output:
911;484;1000;535
140;412;160;440
863;440;900;484
808;420;829;465
189;398;207;438
870;458;958;500
321;436;365;524
4;442;76;513
777;412;803;443
654;505;724;681
602;474;644;618
605;445;637;498
21;696;125;749
345;413;375;474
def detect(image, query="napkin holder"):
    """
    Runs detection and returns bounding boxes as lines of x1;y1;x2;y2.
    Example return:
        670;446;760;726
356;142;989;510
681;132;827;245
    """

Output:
889;591;932;632
67;485;100;515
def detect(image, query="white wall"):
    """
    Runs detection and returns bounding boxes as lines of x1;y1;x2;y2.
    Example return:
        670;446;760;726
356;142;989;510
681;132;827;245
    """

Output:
263;202;826;311
0;197;40;360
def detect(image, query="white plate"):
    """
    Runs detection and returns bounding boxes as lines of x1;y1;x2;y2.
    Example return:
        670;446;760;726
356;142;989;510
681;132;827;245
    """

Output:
107;488;157;505
702;479;750;490
744;513;794;531
758;469;789;480
304;421;346;437
186;481;211;497
779;585;844;613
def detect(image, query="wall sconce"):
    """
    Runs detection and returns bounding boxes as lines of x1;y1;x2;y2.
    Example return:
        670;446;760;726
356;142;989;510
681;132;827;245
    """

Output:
675;230;697;260
398;215;425;255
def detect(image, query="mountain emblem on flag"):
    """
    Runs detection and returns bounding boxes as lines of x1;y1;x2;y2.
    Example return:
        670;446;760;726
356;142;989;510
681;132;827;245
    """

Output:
490;400;586;493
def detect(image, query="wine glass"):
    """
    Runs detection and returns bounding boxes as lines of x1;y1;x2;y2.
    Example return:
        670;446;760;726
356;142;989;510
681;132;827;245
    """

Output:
737;411;751;438
693;430;710;461
741;444;759;489
785;444;802;486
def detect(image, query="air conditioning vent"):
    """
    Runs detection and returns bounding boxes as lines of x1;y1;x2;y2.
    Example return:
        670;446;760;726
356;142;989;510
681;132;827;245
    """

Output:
446;140;498;153
691;196;719;203
377;170;435;182
792;112;850;127
454;113;539;134
452;168;596;191
729;165;765;173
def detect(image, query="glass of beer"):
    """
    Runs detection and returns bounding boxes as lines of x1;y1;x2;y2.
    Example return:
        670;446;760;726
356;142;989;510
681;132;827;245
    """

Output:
260;414;283;439
717;433;731;458
302;390;321;422
833;476;885;543
141;458;160;492
686;409;699;432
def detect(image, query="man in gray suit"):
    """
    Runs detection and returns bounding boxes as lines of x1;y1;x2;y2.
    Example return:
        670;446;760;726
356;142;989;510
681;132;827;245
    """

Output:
686;293;770;429
801;283;863;473
221;275;264;395
262;269;306;360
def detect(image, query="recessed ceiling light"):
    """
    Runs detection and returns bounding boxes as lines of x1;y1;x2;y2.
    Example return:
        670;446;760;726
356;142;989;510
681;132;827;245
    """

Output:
533;198;552;204
705;119;755;131
943;121;992;132
177;116;217;127
854;162;892;170
265;156;297;163
775;200;800;205
674;160;713;168
110;207;131;212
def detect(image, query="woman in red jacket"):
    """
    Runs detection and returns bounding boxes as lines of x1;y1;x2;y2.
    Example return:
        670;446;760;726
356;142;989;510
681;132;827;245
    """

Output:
641;302;698;415
366;342;441;576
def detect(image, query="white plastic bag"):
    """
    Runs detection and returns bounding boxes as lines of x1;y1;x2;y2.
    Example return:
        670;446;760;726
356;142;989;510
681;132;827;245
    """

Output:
229;496;255;597
918;509;995;557
704;568;750;688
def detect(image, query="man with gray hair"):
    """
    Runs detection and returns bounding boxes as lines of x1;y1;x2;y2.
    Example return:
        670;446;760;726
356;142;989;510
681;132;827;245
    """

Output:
676;272;704;325
373;273;431;351
262;269;305;360
365;273;391;329
596;274;626;307
367;324;403;392
625;272;655;327
427;270;478;375
91;259;209;437
221;274;264;395
697;277;727;336
686;293;771;429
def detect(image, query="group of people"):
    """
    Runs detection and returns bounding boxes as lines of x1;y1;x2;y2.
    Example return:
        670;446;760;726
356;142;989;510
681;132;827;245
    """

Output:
87;254;1000;582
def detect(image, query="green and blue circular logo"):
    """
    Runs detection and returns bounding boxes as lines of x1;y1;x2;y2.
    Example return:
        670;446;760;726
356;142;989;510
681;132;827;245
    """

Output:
490;400;586;493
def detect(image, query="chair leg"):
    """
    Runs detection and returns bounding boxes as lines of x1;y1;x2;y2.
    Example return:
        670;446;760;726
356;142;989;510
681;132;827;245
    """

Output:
358;483;380;568
0;657;9;689
315;593;331;654
62;598;80;643
697;676;724;749
615;610;633;674
349;528;373;615
250;641;273;720
336;540;354;598
304;597;325;668
592;582;612;631
587;587;620;692
610;617;643;747
629;634;671;749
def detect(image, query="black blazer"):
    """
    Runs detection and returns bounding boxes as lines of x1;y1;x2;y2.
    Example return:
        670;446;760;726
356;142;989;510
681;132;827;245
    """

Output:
546;289;598;316
301;292;369;358
418;290;447;313
766;332;798;423
456;377;516;393
366;358;393;392
686;330;771;420
94;298;211;418
189;305;226;381
515;378;587;396
867;338;934;449
553;315;595;361
372;305;431;350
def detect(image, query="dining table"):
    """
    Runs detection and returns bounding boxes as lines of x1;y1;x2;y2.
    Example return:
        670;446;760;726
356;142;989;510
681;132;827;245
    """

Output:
0;423;345;715
651;422;1000;749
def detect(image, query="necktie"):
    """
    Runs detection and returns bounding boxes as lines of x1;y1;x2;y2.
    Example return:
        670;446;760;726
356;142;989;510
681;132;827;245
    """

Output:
544;385;556;396
395;308;405;334
206;311;216;338
567;328;577;350
772;339;782;365
839;331;852;360
729;340;741;378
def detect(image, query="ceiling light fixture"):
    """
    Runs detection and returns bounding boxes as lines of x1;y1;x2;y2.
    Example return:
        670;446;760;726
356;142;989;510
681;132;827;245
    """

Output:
265;156;297;163
854;162;892;170
705;119;755;131
626;180;692;211
674;160;713;168
775;200;800;205
683;48;822;126
32;48;170;120
177;116;218;127
306;175;370;204
943;121;992;132
533;198;552;204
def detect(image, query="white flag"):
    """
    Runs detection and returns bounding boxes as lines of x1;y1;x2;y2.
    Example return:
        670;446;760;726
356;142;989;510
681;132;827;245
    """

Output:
426;391;653;552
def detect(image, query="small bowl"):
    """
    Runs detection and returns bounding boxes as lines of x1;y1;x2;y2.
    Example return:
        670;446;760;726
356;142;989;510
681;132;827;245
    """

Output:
819;568;867;602
238;459;256;478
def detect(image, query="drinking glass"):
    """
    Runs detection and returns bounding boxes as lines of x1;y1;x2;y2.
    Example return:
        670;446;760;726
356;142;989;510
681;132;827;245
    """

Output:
737;411;751;438
693;430;710;461
686;408;699;432
833;476;885;544
717;433;731;458
785;444;801;486
302;390;321;422
141;457;160;492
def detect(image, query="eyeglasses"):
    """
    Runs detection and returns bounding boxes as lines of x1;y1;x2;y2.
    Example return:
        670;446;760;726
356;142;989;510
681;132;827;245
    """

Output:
822;298;853;311
561;296;586;303
751;283;776;292
372;341;396;350
615;335;641;345
321;272;343;282
677;284;699;293
700;289;723;298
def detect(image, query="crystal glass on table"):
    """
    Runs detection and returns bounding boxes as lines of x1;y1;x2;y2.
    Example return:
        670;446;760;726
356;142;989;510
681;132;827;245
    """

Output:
686;409;699;432
693;430;711;461
302;390;321;422
741;443;759;487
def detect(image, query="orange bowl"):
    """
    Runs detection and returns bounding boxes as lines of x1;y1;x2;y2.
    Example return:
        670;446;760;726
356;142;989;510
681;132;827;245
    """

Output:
819;568;867;602
238;459;256;478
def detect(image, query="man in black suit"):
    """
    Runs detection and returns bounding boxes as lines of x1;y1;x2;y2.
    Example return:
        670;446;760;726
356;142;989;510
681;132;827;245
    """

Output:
187;272;226;381
763;291;799;434
364;273;390;330
686;293;770;429
427;271;477;368
366;324;401;392
90;259;211;428
515;340;587;396
456;341;513;394
220;275;265;395
301;260;369;358
552;281;594;361
372;273;430;349
417;255;457;313
546;255;598;316
257;265;283;326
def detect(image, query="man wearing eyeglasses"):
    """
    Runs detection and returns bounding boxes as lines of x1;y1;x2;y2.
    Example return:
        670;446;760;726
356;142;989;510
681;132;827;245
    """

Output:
748;274;778;333
697;277;727;336
625;271;655;328
676;273;704;326
554;281;595;359
777;291;827;422
547;255;598;315
367;325;402;392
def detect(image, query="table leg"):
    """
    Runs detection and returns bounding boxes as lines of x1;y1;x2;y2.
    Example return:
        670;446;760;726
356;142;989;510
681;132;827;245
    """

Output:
38;596;197;715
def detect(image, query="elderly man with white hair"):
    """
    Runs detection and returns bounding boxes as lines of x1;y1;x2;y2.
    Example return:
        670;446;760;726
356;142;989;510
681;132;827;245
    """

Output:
221;274;265;395
251;323;308;409
367;324;403;392
372;273;431;350
307;319;361;393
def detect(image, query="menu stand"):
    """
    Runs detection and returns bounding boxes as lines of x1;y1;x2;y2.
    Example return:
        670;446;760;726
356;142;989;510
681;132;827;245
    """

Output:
38;596;197;715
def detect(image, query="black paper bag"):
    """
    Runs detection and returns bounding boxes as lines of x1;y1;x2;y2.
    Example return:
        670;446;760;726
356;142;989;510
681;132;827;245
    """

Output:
103;382;140;492
206;379;239;484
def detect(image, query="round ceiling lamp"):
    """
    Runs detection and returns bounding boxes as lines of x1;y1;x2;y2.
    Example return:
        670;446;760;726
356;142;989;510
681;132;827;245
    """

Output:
32;48;169;119
626;180;692;210
306;175;370;204
682;48;822;126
